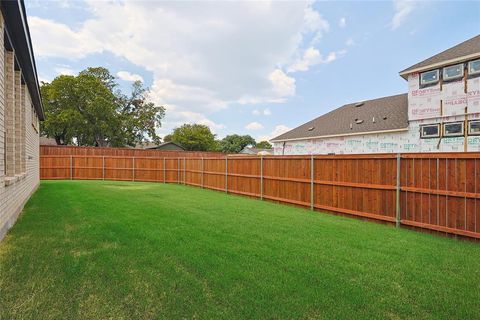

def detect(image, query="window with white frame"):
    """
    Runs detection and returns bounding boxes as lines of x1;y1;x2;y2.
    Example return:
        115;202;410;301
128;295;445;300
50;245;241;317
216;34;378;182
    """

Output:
469;59;480;76
420;124;440;138
420;69;439;86
443;122;464;137
443;63;464;81
468;120;480;135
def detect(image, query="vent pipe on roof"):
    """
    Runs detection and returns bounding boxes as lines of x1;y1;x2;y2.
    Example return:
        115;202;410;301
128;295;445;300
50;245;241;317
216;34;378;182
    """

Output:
354;102;364;107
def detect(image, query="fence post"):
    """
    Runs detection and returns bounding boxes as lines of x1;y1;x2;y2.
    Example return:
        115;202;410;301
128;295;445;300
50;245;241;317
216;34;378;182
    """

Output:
132;157;135;181
396;153;401;228
201;157;204;188
102;156;105;180
184;157;186;185
225;157;228;193
177;158;180;183
163;157;166;183
260;156;263;200
70;155;73;180
311;155;314;211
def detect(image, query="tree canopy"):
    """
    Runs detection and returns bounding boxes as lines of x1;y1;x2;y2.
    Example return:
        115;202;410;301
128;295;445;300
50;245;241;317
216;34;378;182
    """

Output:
256;141;272;149
220;134;256;153
41;67;165;147
170;124;217;151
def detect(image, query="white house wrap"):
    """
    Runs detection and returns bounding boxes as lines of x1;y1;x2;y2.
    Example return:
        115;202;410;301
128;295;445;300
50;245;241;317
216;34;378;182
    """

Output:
272;35;480;155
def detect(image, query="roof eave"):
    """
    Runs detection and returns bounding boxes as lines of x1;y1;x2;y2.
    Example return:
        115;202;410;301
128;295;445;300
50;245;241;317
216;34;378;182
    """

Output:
270;127;409;143
1;0;44;120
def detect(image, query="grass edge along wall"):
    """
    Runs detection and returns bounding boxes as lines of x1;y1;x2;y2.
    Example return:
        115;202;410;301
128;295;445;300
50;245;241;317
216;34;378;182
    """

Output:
40;152;480;240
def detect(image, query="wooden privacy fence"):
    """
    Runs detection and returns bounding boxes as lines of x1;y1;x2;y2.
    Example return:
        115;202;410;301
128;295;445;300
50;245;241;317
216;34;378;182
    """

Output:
40;145;224;158
40;153;480;239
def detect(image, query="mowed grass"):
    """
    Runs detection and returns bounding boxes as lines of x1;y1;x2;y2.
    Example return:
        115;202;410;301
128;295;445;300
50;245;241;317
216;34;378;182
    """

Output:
1;181;479;319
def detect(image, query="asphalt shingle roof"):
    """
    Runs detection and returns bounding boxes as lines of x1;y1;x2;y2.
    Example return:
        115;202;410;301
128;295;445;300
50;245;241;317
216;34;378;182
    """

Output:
271;93;408;142
400;35;480;76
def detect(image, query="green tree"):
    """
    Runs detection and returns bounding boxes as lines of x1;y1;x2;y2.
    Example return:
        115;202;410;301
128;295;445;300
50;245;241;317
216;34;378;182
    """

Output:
41;67;165;147
40;76;84;145
170;124;217;151
256;141;272;149
163;134;173;142
220;134;256;153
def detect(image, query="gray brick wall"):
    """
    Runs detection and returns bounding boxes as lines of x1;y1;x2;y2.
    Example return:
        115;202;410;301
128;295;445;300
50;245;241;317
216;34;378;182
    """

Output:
0;13;41;242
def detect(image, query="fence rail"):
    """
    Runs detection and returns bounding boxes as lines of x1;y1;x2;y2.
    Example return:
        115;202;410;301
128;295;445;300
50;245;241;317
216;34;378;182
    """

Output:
40;152;480;239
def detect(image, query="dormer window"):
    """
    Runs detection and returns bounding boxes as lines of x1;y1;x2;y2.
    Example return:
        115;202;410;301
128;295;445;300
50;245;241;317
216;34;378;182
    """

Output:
468;59;480;76
443;63;464;81
420;69;439;86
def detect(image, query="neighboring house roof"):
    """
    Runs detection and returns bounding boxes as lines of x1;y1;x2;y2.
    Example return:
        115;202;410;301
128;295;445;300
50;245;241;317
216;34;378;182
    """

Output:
1;1;44;120
400;34;480;78
40;136;58;145
271;93;408;142
240;147;273;155
145;141;185;150
135;141;159;149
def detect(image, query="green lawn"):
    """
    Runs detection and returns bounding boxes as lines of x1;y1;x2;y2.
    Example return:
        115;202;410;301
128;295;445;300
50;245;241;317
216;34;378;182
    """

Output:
1;181;479;319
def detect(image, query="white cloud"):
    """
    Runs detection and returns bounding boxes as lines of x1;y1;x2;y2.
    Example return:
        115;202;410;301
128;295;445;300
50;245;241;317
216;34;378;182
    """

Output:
28;16;102;58
252;108;272;116
339;17;346;28
269;69;296;97
288;47;320;72
245;122;264;130
391;0;417;30
345;38;355;46
288;47;346;73
116;71;144;82
324;51;337;63
54;66;75;76
28;1;331;134
258;124;292;142
303;5;330;44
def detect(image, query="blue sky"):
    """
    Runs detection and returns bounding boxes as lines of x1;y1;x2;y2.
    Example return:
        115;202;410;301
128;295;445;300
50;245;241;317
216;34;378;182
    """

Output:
26;0;480;141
